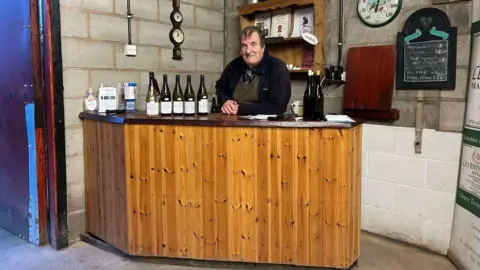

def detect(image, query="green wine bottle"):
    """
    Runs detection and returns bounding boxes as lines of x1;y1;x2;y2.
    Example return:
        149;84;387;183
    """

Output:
146;71;159;116
160;74;172;116
184;75;196;116
197;75;209;115
173;75;184;115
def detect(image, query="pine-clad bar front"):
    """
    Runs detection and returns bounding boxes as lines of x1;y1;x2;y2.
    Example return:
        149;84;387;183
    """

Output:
79;112;362;269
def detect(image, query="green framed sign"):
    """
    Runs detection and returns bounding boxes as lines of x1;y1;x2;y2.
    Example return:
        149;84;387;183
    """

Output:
448;20;480;270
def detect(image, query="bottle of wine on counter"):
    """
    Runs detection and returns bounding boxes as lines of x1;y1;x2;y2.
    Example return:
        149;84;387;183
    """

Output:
146;71;159;116
211;95;220;113
314;70;326;121
302;70;316;120
197;75;209;115
173;75;184;115
184;75;196;116
160;74;172;116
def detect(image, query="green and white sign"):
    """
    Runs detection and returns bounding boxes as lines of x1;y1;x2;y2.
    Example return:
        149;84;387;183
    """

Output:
448;20;480;270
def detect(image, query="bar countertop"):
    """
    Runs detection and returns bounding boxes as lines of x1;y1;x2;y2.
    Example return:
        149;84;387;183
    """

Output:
78;111;363;128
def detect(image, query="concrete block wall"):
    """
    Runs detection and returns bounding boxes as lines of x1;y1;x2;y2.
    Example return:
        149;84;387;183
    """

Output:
60;0;225;243
312;0;471;254
474;0;480;22
287;0;472;131
361;124;462;254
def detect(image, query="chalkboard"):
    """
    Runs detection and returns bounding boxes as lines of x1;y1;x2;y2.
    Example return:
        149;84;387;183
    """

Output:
396;8;457;90
404;40;448;82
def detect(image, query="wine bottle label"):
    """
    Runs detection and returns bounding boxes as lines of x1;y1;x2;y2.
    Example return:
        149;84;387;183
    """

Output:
198;99;208;113
146;101;159;115
185;101;195;114
173;101;183;113
160;101;172;114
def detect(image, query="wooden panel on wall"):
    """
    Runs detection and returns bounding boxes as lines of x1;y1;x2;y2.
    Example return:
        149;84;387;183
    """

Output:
83;120;128;253
121;124;362;268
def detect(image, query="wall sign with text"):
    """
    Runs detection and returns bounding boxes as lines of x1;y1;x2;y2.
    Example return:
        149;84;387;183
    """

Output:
447;21;480;270
396;8;457;90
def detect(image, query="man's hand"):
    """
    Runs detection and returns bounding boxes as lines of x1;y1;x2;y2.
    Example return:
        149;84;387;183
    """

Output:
221;100;238;115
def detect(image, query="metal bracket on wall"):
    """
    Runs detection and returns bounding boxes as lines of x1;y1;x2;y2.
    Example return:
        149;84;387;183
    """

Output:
414;98;424;154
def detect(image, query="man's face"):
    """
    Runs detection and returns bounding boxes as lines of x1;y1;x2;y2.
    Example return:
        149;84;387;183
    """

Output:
240;32;264;67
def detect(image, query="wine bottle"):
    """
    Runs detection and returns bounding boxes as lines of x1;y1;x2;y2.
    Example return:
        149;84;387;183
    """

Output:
172;75;184;115
197;75;209;115
314;70;325;121
303;70;315;120
146;71;159;116
211;96;217;113
184;75;196;116
160;74;172;116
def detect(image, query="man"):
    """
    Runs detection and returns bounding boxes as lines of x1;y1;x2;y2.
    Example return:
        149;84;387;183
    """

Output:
215;26;291;115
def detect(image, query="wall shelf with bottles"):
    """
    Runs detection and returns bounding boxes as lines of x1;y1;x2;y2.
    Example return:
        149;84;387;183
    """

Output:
237;0;326;79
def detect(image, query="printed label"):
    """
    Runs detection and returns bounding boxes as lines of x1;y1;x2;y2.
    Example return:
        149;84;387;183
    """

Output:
173;101;183;113
146;101;159;115
198;99;208;113
185;101;195;114
161;101;172;114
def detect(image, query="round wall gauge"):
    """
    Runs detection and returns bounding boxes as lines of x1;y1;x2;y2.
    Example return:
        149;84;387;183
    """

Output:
171;11;183;23
170;29;184;44
357;0;402;27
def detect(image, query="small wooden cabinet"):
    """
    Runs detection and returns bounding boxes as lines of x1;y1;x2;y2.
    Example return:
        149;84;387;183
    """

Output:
237;0;326;74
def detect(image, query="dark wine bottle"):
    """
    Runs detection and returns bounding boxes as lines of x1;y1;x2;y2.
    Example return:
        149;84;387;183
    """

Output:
184;75;196;116
303;70;316;120
173;75;184;115
314;70;325;121
211;96;219;113
197;75;209;115
146;71;159;116
160;74;172;116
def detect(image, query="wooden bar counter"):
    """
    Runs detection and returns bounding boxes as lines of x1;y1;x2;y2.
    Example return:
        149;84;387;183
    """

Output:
79;111;363;269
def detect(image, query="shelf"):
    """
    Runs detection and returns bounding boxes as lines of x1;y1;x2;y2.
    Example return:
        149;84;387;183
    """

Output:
238;0;314;16
265;36;305;45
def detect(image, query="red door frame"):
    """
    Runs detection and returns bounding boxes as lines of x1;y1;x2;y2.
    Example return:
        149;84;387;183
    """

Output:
42;0;68;249
30;0;48;246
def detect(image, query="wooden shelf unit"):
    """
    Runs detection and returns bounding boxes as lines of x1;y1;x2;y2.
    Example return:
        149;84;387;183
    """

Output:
238;0;326;74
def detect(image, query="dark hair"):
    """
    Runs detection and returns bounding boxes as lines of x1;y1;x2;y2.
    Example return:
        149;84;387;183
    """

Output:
239;26;266;48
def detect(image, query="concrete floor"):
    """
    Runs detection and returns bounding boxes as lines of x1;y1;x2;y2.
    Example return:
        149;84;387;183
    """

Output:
0;228;457;270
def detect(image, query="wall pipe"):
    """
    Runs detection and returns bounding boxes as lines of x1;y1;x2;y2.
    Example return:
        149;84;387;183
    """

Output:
127;0;132;45
338;0;344;67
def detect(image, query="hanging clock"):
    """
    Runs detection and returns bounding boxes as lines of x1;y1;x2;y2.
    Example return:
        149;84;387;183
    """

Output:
170;0;183;60
357;0;402;28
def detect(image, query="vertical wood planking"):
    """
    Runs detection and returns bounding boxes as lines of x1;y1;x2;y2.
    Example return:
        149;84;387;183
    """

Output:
228;128;242;260
192;127;204;259
309;129;324;266
256;128;270;262
85;123;363;268
269;129;281;263
201;127;216;258
163;125;177;257
83;120;127;252
215;127;229;259
280;129;295;264
295;129;309;266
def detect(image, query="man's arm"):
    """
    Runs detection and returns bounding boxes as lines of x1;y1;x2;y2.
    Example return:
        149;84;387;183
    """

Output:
215;64;232;107
237;62;291;115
